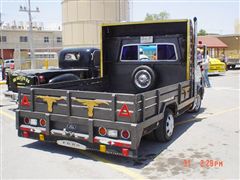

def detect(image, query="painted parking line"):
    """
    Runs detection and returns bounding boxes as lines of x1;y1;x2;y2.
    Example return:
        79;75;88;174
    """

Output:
0;110;147;180
0;110;15;120
175;106;240;126
0;81;6;85
80;151;147;180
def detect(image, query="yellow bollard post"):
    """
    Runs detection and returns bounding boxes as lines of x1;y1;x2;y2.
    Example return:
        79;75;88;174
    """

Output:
44;59;49;69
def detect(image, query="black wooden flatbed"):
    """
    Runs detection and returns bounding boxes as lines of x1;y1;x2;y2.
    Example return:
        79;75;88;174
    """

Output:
16;78;193;158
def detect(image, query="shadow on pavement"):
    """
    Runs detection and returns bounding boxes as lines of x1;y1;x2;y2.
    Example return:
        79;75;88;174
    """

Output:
23;108;206;169
0;104;16;108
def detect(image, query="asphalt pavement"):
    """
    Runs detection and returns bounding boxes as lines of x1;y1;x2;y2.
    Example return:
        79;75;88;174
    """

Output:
0;69;239;179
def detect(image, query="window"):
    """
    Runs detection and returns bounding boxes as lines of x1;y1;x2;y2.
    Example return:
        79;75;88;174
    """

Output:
121;45;138;60
44;37;49;43
0;36;7;42
121;43;177;61
57;37;62;43
64;53;80;61
139;45;157;60
157;44;177;60
20;36;28;42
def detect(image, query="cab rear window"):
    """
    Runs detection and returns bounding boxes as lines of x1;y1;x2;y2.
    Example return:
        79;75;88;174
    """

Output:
121;45;138;60
121;43;177;61
64;53;80;61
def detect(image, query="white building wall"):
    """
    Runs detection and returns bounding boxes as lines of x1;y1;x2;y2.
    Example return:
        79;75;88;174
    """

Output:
62;0;130;48
1;30;62;50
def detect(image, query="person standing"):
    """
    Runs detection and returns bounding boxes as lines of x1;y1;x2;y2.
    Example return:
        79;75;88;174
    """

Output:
201;53;211;88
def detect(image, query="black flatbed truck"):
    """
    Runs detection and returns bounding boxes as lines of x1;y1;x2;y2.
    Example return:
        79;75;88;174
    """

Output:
16;19;204;158
6;48;100;98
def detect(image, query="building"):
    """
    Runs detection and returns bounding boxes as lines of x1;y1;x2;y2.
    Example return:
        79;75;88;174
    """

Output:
0;28;62;60
62;0;130;48
198;34;240;60
216;34;240;59
234;19;240;34
198;36;228;58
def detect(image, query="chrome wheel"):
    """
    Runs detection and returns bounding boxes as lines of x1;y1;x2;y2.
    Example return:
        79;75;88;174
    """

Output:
166;113;174;137
194;94;201;111
134;70;151;89
154;108;174;142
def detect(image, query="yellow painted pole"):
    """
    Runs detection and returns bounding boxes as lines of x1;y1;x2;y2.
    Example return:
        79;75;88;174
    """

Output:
44;59;49;69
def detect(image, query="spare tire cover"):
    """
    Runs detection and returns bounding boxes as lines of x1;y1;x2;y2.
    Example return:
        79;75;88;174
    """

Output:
132;65;156;92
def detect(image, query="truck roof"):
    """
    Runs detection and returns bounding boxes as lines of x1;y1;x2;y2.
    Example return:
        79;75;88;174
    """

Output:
101;19;189;27
60;48;99;55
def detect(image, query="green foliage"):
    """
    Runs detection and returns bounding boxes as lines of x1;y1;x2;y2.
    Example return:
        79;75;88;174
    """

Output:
144;11;170;21
198;29;207;36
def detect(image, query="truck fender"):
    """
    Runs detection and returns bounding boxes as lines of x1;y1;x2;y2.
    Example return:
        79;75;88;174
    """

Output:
49;73;80;83
159;99;178;116
164;101;178;116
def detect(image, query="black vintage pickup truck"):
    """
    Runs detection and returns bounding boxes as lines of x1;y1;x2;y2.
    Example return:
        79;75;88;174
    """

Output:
16;18;204;158
6;48;100;95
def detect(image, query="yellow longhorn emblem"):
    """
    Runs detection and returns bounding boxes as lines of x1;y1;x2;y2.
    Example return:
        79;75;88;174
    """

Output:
36;96;65;112
183;87;190;98
73;98;109;118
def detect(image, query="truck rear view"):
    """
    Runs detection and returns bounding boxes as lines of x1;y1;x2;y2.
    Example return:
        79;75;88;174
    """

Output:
16;19;203;158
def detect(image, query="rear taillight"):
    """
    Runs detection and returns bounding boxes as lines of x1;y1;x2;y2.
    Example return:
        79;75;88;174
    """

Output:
23;117;30;124
22;131;29;138
122;148;129;157
38;75;45;84
98;127;107;136
39;119;46;127
121;130;130;140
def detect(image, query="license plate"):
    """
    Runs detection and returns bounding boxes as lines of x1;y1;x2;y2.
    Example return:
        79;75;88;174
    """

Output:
107;129;118;138
57;140;87;150
30;119;38;126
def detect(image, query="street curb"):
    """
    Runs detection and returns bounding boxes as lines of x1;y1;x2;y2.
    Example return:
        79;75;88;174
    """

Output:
0;81;6;85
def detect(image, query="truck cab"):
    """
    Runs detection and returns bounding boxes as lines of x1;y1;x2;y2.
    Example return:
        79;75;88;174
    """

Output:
102;21;192;93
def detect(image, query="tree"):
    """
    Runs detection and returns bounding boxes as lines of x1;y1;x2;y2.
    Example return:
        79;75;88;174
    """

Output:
198;29;207;36
144;11;170;21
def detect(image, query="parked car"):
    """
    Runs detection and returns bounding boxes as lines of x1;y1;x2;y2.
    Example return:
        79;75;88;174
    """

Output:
226;54;240;69
208;58;226;75
4;59;15;68
1;59;15;80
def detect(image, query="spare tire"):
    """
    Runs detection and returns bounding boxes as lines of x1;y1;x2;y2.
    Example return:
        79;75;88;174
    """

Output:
49;73;80;83
132;65;156;92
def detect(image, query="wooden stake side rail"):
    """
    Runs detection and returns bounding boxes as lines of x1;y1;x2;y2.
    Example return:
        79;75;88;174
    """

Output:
19;80;191;124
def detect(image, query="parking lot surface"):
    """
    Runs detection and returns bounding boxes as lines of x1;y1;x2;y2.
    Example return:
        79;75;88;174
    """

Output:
0;69;239;179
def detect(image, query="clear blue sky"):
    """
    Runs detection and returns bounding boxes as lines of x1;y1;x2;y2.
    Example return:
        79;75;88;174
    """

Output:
1;0;239;34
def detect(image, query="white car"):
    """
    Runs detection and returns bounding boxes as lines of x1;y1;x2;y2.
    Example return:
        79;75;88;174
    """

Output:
4;59;14;68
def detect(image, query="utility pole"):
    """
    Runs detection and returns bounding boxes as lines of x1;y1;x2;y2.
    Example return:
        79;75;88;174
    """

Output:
0;12;4;62
19;0;39;69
